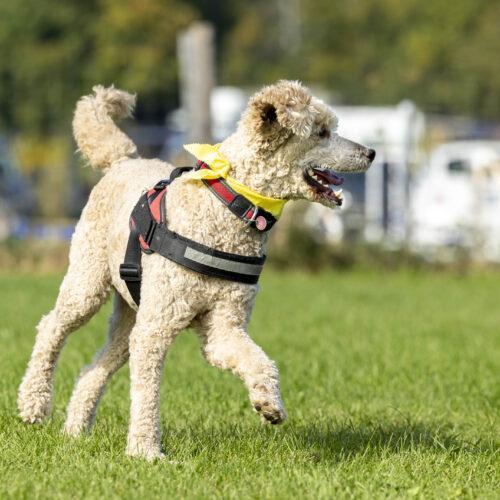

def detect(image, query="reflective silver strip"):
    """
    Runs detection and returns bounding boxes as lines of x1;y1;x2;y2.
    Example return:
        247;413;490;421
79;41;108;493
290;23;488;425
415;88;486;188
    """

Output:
183;247;263;276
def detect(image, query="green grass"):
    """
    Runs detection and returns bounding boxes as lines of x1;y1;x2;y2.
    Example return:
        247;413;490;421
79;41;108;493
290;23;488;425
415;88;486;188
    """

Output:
0;270;498;499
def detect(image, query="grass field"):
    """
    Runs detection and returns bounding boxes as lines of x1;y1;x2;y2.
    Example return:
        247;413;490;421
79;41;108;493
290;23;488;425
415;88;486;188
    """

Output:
0;270;498;498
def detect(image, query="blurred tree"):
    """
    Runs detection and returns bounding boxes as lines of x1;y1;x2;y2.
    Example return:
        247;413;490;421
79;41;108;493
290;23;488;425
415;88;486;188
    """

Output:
89;0;195;123
221;0;500;118
183;0;238;51
0;0;499;136
0;0;97;134
222;1;294;84
455;1;500;118
0;0;195;218
0;0;195;134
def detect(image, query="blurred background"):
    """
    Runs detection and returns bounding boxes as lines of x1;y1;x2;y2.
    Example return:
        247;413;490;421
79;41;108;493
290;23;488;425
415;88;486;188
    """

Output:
1;0;499;271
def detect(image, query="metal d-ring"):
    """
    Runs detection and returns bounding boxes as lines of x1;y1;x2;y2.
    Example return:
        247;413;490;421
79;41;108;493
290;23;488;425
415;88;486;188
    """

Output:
244;205;259;226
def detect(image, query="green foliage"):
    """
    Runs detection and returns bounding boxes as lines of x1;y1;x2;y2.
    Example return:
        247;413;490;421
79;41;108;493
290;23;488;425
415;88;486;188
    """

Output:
0;0;195;133
0;0;96;133
88;0;195;122
222;0;500;118
268;224;431;272
0;0;499;134
0;271;499;497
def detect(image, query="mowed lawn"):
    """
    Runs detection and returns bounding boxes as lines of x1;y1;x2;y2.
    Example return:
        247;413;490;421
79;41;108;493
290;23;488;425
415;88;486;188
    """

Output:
0;270;498;498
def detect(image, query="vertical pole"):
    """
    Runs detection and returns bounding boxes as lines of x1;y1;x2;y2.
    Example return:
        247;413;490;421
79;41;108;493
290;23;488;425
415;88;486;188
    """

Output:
277;0;301;53
177;22;215;144
364;148;385;242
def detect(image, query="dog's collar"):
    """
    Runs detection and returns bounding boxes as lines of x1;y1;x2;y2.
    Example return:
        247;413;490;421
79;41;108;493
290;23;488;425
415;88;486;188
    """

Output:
183;143;288;219
192;161;277;231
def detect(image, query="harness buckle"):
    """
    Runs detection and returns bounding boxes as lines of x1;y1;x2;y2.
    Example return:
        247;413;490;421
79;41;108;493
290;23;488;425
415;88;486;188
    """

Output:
153;179;171;191
169;166;196;182
119;263;142;282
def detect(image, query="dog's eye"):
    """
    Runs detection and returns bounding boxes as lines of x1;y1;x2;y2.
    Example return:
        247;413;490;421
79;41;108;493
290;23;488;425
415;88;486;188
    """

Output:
318;127;330;139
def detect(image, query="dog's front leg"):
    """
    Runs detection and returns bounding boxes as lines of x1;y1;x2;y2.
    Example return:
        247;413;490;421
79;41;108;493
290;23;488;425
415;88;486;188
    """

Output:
198;312;287;424
126;306;191;460
126;321;173;460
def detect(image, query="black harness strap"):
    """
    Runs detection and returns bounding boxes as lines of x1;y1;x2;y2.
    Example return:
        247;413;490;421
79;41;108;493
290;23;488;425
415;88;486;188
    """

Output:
119;167;267;305
140;222;265;284
119;222;143;305
119;192;151;305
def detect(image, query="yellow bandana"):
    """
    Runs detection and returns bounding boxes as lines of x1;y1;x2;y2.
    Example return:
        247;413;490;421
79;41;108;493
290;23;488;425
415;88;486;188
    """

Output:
183;143;287;218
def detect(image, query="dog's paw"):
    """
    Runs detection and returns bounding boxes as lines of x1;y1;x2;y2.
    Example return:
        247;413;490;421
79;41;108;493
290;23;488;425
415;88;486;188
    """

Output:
252;399;287;425
127;449;166;461
126;440;166;461
63;421;88;438
250;380;287;425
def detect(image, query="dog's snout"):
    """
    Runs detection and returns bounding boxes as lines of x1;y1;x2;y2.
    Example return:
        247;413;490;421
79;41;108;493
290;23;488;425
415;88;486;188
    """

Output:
365;148;376;162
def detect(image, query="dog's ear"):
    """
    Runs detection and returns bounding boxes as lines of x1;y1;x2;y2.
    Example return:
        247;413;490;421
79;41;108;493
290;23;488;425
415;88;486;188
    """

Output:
243;80;316;139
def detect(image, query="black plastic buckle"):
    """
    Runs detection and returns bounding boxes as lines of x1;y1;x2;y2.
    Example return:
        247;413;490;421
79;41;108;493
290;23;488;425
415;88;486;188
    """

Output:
119;263;142;282
153;179;171;191
229;195;254;218
169;166;195;182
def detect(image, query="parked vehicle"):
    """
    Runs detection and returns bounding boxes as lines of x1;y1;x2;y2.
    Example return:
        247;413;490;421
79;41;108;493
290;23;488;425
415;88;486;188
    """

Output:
410;141;500;261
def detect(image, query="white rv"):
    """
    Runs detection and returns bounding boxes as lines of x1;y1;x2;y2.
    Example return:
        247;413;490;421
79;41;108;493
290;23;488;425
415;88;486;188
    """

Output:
410;141;500;261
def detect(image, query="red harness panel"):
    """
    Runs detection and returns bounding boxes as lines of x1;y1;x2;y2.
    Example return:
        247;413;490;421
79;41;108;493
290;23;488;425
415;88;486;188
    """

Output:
138;187;168;252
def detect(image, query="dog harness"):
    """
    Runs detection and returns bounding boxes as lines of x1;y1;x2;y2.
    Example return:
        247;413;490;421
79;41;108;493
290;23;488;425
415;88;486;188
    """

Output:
120;155;284;305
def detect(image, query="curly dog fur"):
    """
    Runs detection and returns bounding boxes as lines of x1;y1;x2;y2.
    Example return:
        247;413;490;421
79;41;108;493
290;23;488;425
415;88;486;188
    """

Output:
18;80;374;460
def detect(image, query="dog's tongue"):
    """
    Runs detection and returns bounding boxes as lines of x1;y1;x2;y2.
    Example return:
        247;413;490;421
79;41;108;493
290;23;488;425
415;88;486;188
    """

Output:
313;167;344;186
329;173;344;186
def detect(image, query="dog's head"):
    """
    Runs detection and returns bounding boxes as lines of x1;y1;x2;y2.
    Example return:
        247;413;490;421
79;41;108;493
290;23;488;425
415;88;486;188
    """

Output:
219;80;375;208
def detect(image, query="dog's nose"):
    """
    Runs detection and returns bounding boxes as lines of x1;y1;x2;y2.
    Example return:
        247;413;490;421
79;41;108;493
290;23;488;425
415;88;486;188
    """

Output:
365;148;376;161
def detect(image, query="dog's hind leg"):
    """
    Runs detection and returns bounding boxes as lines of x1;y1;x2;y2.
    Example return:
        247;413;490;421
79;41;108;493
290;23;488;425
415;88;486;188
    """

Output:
18;233;111;424
64;293;135;436
196;303;287;425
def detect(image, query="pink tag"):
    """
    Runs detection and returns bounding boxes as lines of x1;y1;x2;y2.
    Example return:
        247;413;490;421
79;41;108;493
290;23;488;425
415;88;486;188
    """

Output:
255;215;267;231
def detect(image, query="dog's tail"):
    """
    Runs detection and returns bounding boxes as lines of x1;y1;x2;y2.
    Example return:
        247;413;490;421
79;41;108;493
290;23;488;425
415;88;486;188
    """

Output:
73;85;138;171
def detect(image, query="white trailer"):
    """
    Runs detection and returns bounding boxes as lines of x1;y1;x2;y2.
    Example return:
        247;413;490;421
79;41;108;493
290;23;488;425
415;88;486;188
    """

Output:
410;141;500;261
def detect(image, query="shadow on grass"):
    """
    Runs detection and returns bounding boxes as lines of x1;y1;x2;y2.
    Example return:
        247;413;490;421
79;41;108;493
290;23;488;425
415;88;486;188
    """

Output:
162;419;494;463
291;421;493;462
3;411;493;464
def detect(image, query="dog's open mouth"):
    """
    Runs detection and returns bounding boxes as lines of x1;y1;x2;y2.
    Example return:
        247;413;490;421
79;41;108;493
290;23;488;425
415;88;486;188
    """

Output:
303;166;344;206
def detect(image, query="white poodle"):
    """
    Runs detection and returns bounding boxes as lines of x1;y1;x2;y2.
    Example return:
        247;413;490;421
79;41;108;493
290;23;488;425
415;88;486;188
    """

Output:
18;80;375;459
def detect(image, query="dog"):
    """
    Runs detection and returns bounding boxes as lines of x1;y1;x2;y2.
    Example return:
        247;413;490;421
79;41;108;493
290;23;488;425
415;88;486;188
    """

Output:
18;80;375;459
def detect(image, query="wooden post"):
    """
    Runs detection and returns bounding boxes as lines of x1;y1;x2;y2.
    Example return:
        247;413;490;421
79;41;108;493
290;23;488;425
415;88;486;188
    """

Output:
277;0;301;53
177;22;215;144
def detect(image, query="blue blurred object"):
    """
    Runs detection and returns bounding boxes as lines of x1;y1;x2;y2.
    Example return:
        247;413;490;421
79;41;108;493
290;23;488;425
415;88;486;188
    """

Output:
9;218;75;241
0;135;36;215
